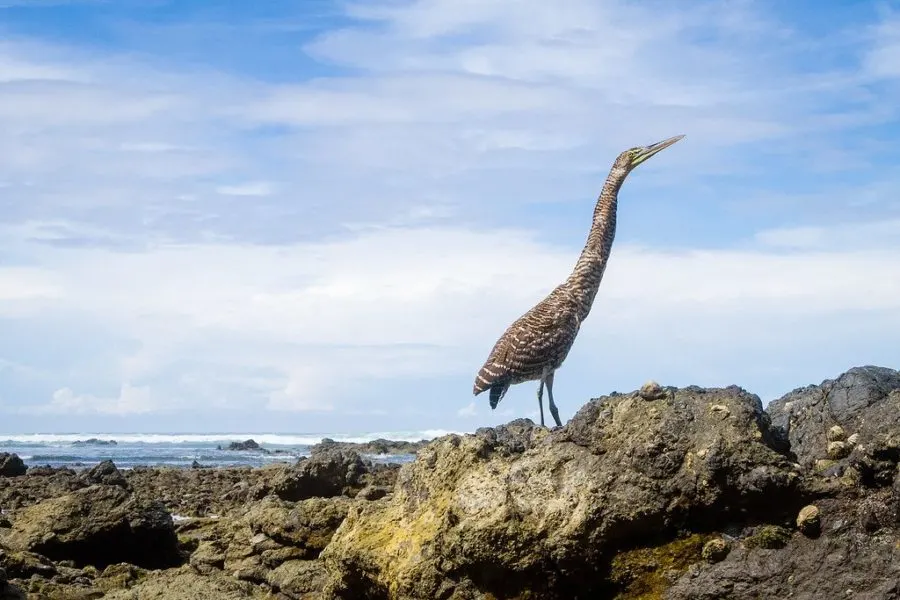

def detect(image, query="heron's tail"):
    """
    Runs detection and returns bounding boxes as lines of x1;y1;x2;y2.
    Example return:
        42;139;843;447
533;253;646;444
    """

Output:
473;365;510;409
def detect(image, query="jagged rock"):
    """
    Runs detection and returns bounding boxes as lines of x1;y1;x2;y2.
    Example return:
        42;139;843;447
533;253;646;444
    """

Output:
272;450;367;501
322;384;800;599
312;438;427;457
768;365;900;469
71;439;117;447
0;485;181;570
223;440;265;452
81;460;129;488
0;455;26;478
241;496;351;559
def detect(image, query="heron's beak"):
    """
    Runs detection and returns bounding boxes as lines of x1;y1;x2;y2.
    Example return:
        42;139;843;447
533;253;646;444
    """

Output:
631;134;685;167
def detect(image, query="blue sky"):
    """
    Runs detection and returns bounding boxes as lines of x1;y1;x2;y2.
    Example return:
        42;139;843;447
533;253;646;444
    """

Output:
1;0;899;434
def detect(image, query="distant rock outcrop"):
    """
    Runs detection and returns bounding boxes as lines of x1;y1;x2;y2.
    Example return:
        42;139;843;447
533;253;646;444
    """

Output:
71;438;118;447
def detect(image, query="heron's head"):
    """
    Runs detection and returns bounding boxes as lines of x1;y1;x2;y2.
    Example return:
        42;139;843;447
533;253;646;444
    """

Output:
613;134;685;175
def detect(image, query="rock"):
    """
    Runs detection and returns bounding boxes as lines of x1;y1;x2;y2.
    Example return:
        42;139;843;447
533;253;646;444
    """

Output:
0;565;7;585
71;439;117;447
322;384;799;599
312;437;428;457
272;450;367;501
827;425;846;442
1;485;181;569
701;538;729;562
796;505;821;536
81;460;129;488
0;454;26;478
768;365;900;469
827;441;850;460
639;380;667;401
266;560;327;599
102;566;269;599
666;496;900;600
610;534;709;598
241;496;351;560
222;439;268;453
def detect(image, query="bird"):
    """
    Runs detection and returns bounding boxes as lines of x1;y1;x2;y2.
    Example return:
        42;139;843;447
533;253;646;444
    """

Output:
472;134;685;427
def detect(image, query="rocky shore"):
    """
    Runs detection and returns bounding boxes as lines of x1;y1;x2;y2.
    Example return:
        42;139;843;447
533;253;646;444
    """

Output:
1;365;898;599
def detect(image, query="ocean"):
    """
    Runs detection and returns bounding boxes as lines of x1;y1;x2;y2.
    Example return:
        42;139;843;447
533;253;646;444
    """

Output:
0;431;458;470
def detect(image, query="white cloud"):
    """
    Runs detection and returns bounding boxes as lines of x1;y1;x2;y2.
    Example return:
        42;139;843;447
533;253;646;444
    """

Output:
864;15;900;79
24;383;156;416
216;182;276;197
2;219;899;415
457;401;477;417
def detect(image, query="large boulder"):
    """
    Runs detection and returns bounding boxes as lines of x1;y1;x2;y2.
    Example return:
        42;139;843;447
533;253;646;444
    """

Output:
272;450;368;501
1;484;181;570
665;490;900;600
0;455;26;478
322;385;800;599
768;365;900;485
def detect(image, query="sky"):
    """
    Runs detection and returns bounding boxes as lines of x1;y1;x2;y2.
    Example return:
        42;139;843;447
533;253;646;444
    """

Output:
1;0;899;435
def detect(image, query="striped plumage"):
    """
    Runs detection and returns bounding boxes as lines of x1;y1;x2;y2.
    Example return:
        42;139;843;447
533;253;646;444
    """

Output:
473;135;685;427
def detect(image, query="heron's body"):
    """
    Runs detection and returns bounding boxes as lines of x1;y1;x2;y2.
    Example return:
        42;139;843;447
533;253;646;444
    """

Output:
473;135;684;427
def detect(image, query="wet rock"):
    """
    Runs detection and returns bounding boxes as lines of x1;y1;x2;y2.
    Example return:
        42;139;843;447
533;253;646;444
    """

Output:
222;439;265;452
0;455;26;478
1;485;181;570
796;505;821;537
71;439;117;447
322;384;799;599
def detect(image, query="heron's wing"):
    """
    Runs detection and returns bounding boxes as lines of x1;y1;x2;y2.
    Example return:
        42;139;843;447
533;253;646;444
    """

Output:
473;296;579;396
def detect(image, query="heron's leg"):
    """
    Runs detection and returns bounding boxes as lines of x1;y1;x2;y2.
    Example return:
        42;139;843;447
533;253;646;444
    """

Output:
546;371;562;427
537;379;545;427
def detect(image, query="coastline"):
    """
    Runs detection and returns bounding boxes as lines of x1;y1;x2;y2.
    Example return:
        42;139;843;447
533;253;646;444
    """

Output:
1;365;899;599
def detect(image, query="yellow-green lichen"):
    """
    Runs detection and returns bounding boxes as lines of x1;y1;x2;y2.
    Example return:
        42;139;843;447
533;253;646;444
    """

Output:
744;525;791;550
609;533;710;600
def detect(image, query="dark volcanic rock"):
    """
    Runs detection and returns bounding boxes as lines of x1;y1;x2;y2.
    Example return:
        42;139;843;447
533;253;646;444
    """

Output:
1;484;181;570
312;437;428;457
666;491;900;600
71;438;117;447
80;460;129;488
0;454;26;478
273;450;368;501
322;383;800;599
768;365;900;470
222;439;267;452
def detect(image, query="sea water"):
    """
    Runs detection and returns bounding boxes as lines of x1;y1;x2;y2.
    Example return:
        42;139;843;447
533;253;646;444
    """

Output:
0;430;457;470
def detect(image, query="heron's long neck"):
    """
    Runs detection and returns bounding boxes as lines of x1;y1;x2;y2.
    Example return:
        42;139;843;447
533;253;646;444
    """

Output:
565;168;626;321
